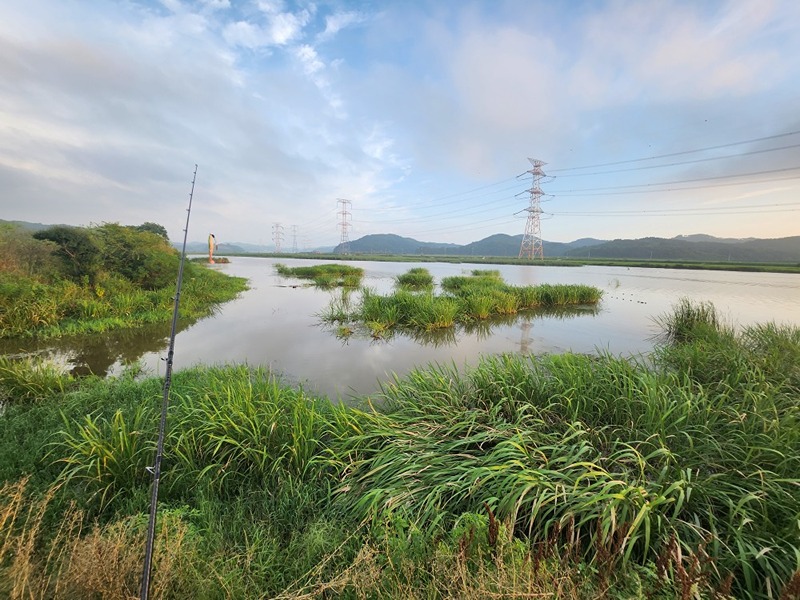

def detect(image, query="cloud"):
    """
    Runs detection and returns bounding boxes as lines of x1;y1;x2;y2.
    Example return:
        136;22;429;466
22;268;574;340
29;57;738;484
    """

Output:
1;0;799;245
223;2;311;49
317;10;365;43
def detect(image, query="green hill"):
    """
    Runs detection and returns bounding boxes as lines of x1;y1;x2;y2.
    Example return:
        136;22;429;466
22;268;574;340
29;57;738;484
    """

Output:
565;236;800;263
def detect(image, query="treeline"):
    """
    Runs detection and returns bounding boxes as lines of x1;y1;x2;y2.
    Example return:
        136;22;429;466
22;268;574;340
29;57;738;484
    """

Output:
0;222;246;339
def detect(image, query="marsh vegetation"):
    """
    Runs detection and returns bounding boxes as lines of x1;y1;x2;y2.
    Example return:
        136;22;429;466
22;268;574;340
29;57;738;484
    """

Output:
275;263;364;288
2;300;797;598
320;268;603;339
0;223;247;340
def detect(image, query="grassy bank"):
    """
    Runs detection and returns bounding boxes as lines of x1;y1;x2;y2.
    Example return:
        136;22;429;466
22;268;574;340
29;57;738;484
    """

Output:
1;301;798;598
0;223;247;339
321;269;602;337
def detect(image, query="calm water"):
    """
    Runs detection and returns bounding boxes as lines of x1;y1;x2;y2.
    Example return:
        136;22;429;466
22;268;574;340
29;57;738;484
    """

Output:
4;257;800;399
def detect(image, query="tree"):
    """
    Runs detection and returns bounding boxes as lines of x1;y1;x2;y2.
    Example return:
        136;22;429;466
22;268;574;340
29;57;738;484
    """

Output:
134;222;169;240
32;225;101;283
94;223;179;290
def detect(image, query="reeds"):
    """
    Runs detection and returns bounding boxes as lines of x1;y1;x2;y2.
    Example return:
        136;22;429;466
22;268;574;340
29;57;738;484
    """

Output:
320;271;603;337
0;478;201;599
275;263;364;288
0;357;71;404
327;303;800;598
395;267;434;290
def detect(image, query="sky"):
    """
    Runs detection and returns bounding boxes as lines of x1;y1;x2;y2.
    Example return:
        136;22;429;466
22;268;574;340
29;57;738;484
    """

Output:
1;0;799;248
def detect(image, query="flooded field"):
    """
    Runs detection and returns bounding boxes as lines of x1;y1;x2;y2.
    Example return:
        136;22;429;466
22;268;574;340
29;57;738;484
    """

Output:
3;257;800;399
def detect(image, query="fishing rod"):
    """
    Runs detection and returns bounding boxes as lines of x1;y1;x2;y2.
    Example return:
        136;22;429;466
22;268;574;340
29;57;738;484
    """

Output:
140;164;197;600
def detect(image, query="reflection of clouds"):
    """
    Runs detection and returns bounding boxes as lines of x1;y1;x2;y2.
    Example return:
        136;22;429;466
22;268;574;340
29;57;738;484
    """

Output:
0;321;180;377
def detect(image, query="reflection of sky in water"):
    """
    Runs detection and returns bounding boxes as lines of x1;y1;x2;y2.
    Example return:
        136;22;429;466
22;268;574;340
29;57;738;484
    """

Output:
5;257;800;400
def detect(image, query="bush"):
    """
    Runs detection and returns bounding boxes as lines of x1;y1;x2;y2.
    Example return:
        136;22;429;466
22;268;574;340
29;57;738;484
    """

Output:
33;225;101;283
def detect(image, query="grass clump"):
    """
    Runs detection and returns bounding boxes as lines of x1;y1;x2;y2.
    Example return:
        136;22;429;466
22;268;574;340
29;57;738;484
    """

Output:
275;263;364;288
322;271;602;338
654;297;722;343
395;267;434;290
0;357;73;404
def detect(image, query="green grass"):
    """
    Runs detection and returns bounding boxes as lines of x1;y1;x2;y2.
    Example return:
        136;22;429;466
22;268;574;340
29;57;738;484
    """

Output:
0;266;247;340
275;263;364;288
395;267;434;290
322;271;603;337
1;300;799;598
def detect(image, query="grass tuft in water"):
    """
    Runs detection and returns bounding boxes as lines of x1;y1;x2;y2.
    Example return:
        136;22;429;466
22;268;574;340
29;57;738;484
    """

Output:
395;267;434;290
275;263;364;288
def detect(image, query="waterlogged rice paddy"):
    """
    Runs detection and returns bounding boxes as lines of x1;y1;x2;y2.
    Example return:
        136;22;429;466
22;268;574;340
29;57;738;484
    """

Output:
2;256;800;398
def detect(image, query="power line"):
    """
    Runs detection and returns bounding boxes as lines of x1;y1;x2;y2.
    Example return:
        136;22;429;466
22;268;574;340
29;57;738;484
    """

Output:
551;174;800;197
548;201;800;216
552;143;800;178
548;165;800;194
549;129;800;172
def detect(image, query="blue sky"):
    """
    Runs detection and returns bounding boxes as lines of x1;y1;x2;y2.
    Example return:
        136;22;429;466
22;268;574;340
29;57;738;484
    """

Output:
1;0;799;247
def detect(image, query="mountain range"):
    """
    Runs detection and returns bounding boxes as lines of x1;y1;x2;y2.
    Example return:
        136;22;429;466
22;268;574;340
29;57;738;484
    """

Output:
3;220;797;263
330;233;800;263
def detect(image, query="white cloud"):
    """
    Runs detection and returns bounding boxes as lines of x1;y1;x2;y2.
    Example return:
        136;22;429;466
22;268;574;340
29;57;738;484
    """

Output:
318;10;364;42
223;20;265;48
200;0;230;9
1;0;799;244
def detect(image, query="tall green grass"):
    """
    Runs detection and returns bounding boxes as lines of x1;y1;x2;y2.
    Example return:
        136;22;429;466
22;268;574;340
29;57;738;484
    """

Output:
327;304;800;598
395;267;434;290
53;366;348;505
275;263;364;288
321;271;602;337
0;357;72;404
0;266;247;340
2;300;799;598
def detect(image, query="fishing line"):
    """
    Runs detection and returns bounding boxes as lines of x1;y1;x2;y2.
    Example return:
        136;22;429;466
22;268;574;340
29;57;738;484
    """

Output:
140;164;197;600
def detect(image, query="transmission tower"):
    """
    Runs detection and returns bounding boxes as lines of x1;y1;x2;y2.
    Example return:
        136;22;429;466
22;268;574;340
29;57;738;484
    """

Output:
519;158;546;260
337;198;352;255
272;222;284;253
291;225;298;253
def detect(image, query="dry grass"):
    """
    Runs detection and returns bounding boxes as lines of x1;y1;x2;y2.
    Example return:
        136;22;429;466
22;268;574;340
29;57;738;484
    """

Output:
0;478;198;600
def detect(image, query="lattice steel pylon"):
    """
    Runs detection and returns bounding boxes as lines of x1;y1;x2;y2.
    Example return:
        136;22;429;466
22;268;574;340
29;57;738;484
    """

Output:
272;222;284;253
519;158;546;260
337;198;352;255
291;225;298;253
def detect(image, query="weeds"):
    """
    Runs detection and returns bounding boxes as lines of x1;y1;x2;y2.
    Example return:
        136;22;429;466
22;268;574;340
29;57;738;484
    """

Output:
275;263;364;288
395;267;434;290
319;271;602;338
2;300;799;598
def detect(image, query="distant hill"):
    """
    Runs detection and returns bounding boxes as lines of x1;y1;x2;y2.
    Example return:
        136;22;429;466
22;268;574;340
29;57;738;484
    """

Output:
337;233;460;255
0;219;67;232
673;234;756;244
565;236;800;263
6;219;796;263
334;233;799;264
335;233;606;257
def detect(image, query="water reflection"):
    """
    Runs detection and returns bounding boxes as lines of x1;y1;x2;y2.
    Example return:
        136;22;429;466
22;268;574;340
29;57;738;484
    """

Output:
2;256;799;399
317;302;600;349
0;320;192;377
